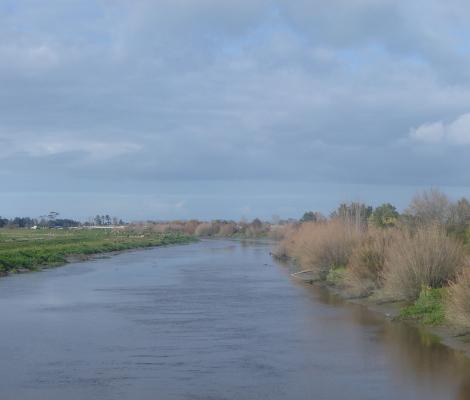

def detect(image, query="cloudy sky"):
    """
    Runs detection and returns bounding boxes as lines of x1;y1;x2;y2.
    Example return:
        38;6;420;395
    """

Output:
1;0;470;221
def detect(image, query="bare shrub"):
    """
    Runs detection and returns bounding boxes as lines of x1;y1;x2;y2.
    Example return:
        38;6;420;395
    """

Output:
148;223;170;233
183;220;201;235
283;220;362;279
167;222;185;233
269;224;297;241
382;224;465;300
345;228;397;297
448;198;470;240
194;222;217;237
217;222;237;237
272;224;299;258
446;267;470;331
405;188;451;226
244;218;267;238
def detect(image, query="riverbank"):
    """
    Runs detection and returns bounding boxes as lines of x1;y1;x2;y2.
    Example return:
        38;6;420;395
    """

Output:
0;228;195;275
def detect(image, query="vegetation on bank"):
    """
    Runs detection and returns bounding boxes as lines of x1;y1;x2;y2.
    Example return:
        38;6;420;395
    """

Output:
135;218;278;239
275;189;470;333
0;229;194;274
399;287;446;326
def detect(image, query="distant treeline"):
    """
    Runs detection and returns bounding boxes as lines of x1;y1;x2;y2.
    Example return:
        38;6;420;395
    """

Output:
0;217;80;229
0;213;126;229
0;214;286;238
298;189;470;241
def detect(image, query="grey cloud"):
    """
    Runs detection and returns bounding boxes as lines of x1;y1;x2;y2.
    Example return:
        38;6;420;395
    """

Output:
1;0;470;219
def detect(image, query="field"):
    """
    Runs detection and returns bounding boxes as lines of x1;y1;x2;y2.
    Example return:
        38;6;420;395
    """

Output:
0;228;194;274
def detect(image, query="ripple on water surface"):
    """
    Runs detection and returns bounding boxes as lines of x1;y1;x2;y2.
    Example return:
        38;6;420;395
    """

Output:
0;240;470;400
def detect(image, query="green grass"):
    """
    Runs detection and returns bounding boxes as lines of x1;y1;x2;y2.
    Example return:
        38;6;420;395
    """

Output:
326;266;347;286
0;228;195;274
399;287;446;326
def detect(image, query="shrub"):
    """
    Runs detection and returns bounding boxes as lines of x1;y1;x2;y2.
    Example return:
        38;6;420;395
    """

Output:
282;220;362;280
446;268;470;331
269;224;297;242
273;223;302;259
345;228;396;297
217;223;237;237
382;224;465;300
447;198;470;241
194;222;217;237
183;220;201;235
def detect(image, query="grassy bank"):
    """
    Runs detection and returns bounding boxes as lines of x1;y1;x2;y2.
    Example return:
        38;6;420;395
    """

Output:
0;228;195;274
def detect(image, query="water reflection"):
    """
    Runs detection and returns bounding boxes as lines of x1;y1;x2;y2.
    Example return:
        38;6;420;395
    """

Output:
304;281;470;400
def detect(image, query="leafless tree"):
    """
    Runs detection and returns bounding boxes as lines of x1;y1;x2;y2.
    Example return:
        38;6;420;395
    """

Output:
405;188;450;225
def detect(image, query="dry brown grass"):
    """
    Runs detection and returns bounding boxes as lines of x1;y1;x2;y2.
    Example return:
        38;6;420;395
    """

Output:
382;224;465;300
279;220;362;279
345;228;397;297
446;267;470;331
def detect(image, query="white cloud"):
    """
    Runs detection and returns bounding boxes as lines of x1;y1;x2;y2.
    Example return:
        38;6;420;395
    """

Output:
23;139;142;160
410;113;470;145
447;113;470;144
409;121;445;143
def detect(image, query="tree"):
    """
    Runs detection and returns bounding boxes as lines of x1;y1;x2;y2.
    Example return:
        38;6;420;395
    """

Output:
300;211;326;223
406;188;450;225
94;215;103;226
300;211;315;222
370;203;399;228
330;202;372;230
448;197;470;238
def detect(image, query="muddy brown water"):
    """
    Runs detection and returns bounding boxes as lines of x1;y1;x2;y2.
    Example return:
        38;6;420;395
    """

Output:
1;240;470;400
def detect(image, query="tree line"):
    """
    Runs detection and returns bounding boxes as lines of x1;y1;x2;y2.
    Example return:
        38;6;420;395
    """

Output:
0;212;126;229
299;188;470;240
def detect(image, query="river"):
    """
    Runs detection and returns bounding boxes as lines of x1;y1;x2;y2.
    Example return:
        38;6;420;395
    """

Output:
1;240;470;400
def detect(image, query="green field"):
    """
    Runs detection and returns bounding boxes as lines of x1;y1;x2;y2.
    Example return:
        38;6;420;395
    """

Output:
0;228;194;274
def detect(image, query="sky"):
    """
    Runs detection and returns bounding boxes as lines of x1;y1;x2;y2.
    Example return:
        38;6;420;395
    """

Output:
1;0;470;221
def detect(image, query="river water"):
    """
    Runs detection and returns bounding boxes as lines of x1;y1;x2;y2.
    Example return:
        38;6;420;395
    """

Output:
1;240;470;400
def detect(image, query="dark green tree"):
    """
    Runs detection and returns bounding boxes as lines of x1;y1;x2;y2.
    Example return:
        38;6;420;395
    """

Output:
300;211;325;223
370;203;399;228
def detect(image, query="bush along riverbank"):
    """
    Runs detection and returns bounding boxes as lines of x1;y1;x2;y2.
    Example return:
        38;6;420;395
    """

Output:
273;189;470;352
0;228;195;275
